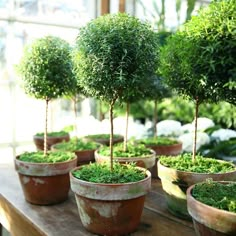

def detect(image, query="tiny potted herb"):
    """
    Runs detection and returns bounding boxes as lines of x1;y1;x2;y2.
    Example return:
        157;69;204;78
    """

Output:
15;35;77;205
95;141;156;169
83;133;124;146
33;130;70;151
158;0;236;219
187;179;236;235
71;13;159;235
51;138;100;166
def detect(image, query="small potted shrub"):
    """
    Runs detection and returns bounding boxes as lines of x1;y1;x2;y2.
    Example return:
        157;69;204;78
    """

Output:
137;32;182;177
187;179;236;235
71;13;159;235
33;130;70;151
51;138;100;166
83;133;124;146
158;0;236;219
15;35;77;205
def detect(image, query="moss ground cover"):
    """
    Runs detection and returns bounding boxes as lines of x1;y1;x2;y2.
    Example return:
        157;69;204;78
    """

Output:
19;151;75;163
99;142;152;158
192;180;236;213
160;153;235;173
72;162;146;183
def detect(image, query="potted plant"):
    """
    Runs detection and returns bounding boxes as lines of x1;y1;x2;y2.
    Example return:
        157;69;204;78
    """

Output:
33;130;70;151
51;138;100;166
83;133;124;146
187;179;236;235
157;0;236;219
15;35;77;205
71;13;159;235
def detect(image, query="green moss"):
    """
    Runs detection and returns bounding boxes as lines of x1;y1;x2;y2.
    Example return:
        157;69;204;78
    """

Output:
35;131;68;137
72;162;146;183
53;138;99;152
138;137;179;146
160;153;235;173
192;180;236;213
19;151;75;163
98;142;152;158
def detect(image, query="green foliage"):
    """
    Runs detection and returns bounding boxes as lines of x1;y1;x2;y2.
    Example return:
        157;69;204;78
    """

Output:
138;137;179;146
74;13;160;104
99;142;152;158
199;138;236;159
159;0;236;105
17;36;76;100
192;180;236;213
72;162;146;183
35;131;69;137
160;153;235;173
19;151;75;163
53;138;99;152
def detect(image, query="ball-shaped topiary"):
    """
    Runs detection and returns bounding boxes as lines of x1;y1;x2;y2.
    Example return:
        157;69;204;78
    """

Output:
159;0;236;159
74;13;159;104
73;13;160;169
17;35;76;100
17;35;76;155
160;0;236;105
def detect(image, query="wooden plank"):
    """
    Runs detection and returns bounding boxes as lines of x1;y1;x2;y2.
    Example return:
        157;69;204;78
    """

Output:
119;0;126;12
101;0;110;15
0;165;195;236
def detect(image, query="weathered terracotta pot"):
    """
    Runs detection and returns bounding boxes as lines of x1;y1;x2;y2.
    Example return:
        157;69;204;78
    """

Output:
146;141;182;156
95;149;156;169
187;182;236;236
158;160;236;220
147;141;182;178
51;145;97;166
70;166;151;236
15;155;77;205
83;134;124;146
33;133;70;151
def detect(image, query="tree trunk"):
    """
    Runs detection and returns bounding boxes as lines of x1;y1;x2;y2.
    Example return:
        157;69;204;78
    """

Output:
123;102;130;152
153;100;158;137
73;96;78;139
192;97;199;161
109;101;115;172
44;98;50;156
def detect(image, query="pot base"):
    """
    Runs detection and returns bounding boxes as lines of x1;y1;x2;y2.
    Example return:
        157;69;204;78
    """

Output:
75;194;145;236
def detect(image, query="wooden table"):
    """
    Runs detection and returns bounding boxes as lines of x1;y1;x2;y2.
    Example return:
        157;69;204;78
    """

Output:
0;164;195;236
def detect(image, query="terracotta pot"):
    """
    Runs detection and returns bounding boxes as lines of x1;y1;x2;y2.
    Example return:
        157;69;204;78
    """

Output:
158;160;236;220
70;166;151;236
95;149;156;169
33;133;70;151
15;155;77;205
83;135;124;146
51;145;97;166
147;141;182;178
187;182;236;236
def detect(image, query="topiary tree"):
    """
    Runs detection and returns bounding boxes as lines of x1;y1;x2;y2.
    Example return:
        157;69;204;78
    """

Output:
159;0;236;161
74;13;159;171
146;76;172;137
17;35;77;156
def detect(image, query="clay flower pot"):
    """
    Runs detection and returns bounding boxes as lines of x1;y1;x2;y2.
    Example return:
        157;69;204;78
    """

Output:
147;141;182;178
70;166;151;236
33;132;70;151
158;160;236;220
15;155;77;205
95;149;156;169
187;182;236;235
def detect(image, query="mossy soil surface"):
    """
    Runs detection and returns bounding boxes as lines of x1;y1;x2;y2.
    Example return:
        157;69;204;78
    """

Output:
160;153;235;173
192;180;236;213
